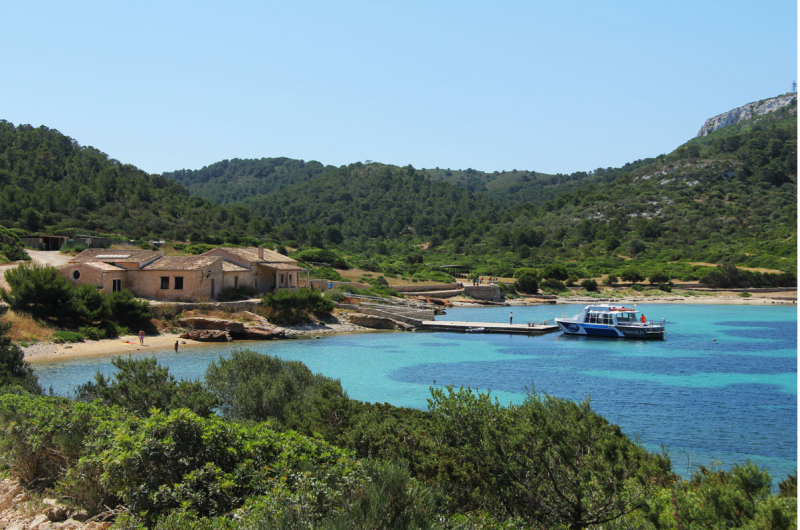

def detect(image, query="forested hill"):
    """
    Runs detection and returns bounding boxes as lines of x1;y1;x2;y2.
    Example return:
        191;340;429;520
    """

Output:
1;92;796;276
162;157;335;206
422;158;658;206
0;121;271;242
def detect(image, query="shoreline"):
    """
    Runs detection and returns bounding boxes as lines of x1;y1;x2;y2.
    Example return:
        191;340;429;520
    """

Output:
23;321;371;364
23;294;795;364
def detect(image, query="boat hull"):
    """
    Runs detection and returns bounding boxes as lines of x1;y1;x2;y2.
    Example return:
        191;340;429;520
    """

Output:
555;321;664;340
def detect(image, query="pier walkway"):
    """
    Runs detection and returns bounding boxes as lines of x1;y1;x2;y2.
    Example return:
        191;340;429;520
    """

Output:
420;320;560;335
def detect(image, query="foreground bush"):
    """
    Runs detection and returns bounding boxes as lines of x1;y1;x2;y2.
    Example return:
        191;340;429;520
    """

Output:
76;356;217;417
0;394;442;528
205;349;350;438
0;307;42;395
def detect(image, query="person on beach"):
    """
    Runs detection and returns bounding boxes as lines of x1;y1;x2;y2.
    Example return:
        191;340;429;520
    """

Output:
510;311;513;325
174;341;179;353
139;330;145;346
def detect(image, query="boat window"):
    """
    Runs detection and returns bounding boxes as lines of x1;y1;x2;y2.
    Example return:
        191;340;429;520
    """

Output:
603;314;610;324
585;312;592;323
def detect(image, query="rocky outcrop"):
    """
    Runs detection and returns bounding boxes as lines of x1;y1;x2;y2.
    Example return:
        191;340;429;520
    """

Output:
348;314;415;330
697;93;796;136
180;329;233;342
178;316;288;341
0;479;111;530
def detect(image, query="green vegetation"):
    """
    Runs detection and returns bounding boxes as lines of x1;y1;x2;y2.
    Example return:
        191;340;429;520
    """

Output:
0;348;794;528
0;225;29;262
0;306;42;395
0;263;152;327
76;356;217;417
260;287;334;325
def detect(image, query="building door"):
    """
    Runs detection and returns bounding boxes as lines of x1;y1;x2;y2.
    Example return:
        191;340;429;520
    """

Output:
211;279;216;299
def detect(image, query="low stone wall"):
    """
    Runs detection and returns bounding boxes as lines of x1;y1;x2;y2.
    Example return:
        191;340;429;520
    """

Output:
463;285;504;302
357;307;432;326
405;289;463;298
394;283;458;293
150;300;262;318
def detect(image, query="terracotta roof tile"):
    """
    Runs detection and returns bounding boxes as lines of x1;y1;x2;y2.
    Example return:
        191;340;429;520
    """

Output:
204;247;296;264
69;249;162;264
222;262;249;272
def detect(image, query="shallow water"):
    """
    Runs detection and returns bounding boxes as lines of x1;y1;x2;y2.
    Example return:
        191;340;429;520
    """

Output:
34;303;797;481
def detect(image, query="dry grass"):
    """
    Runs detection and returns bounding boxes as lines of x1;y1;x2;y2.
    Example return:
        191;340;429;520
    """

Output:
1;310;56;344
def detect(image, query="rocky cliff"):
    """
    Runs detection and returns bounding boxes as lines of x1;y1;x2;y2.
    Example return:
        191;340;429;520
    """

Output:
696;93;796;136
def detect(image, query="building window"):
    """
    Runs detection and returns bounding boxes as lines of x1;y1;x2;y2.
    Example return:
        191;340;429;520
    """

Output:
280;274;285;285
289;273;292;284
175;276;184;290
234;276;238;289
112;279;122;292
72;270;81;280
160;277;169;289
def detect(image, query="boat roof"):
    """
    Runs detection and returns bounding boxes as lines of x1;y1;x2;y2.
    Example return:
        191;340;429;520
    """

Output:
583;304;637;312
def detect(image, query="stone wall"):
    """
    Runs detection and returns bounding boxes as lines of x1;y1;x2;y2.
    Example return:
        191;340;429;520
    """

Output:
463;285;504;301
394;283;458;293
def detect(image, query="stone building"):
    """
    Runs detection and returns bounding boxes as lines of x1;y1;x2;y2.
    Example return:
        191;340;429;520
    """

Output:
60;246;309;301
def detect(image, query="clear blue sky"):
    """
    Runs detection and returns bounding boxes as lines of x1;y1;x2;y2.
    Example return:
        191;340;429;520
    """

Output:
2;1;796;175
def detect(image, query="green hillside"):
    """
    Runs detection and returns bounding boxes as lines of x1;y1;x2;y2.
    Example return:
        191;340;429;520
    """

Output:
0;121;271;242
162;157;334;206
1;94;795;280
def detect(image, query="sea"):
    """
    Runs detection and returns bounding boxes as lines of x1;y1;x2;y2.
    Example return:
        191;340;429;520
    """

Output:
33;303;798;482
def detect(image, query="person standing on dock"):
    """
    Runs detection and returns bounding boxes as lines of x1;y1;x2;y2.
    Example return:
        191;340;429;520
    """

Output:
510;311;513;325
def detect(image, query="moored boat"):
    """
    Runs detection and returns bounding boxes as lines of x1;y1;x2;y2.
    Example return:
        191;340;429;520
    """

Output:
554;304;665;339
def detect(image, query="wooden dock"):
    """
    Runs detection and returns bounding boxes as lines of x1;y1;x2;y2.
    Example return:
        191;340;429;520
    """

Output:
420;320;560;335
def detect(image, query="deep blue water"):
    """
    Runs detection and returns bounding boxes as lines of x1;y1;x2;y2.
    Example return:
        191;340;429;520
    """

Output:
34;304;797;481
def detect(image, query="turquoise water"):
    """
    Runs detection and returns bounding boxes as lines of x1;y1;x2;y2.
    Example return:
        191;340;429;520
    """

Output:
34;304;797;481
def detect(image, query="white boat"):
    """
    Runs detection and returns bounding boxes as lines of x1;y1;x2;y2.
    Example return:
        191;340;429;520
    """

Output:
554;304;665;339
465;327;486;333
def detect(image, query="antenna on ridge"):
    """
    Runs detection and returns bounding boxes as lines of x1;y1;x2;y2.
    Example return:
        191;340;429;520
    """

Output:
793;80;797;93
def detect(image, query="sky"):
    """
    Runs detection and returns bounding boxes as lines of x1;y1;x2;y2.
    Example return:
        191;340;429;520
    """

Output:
1;1;797;176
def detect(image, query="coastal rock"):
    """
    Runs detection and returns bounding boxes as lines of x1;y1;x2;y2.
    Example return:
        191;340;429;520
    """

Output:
178;317;246;333
179;329;232;342
348;314;414;330
237;326;286;340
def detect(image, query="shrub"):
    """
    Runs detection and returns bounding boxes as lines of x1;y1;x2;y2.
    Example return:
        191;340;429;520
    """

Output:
604;275;619;286
309;266;345;281
293;248;349;269
72;283;107;323
172;242;187;251
0;263;74;320
657;283;672;292
75;356;217;418
542;264;569;281
621;268;645;284
184;243;216;255
53;330;84;343
205;349;351;438
540;278;567;292
581;279;599;291
0;225;30;261
648;271;671;284
78;326;106;341
103;289;152;326
514;272;539;294
0;310;42;395
261;288;334;325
